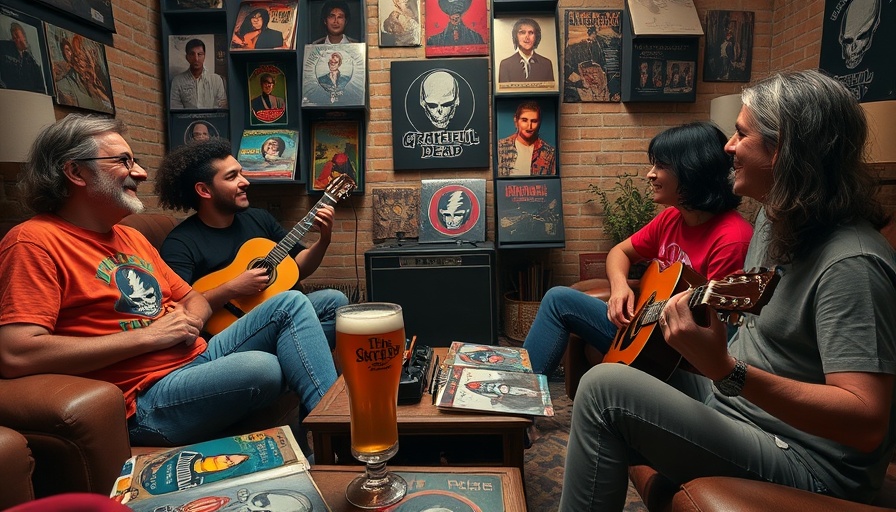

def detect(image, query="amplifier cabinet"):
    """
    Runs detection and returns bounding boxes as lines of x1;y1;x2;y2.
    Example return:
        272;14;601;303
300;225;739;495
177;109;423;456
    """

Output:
365;242;497;347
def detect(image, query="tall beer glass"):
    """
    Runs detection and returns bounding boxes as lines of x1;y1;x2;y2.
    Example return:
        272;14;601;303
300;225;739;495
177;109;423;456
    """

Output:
335;302;407;508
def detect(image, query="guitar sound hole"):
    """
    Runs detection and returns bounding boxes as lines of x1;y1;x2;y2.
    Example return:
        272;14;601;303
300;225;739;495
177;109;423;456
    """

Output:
249;259;277;285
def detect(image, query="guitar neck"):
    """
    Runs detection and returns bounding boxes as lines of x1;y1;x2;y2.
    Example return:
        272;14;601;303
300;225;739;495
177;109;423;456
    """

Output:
265;192;340;265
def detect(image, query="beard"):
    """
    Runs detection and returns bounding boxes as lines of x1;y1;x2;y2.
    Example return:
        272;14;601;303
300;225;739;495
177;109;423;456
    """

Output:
212;192;250;214
89;169;144;214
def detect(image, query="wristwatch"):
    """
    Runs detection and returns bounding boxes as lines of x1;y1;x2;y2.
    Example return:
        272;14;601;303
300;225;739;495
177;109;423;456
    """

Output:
714;358;747;397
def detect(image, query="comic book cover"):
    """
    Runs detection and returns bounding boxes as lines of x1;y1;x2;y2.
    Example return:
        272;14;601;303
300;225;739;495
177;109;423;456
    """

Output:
443;341;533;373
310;119;362;193
230;0;298;50
436;366;553;416
384;472;505;511
237;128;299;179
109;426;321;506
563;9;623;102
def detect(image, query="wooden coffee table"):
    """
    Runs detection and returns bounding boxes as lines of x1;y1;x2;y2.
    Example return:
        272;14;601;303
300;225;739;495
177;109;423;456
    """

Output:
304;348;532;472
310;465;527;511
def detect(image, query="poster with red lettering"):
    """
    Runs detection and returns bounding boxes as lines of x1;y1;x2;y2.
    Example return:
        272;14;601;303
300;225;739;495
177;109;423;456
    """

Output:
495;177;565;248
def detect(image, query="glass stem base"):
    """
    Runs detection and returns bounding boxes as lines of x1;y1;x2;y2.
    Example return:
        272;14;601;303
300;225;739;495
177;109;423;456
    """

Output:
345;462;408;509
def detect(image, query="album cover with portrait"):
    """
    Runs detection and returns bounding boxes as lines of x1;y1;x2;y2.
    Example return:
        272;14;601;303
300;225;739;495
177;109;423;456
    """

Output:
495;177;565;248
301;43;366;107
390;58;489;170
44;22;114;114
0;5;52;95
167;34;228;110
562;9;622;103
423;0;487;57
310;119;363;194
230;0;298;51
494;97;558;178
236;129;299;180
492;15;559;94
247;62;288;126
168;111;229;149
418;178;485;243
702;10;754;83
307;0;363;44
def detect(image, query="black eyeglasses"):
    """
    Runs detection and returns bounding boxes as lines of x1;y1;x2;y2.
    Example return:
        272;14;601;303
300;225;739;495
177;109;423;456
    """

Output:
75;155;140;171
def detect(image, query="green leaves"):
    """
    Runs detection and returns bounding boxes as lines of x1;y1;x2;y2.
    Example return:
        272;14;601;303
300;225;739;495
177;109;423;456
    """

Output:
587;174;656;245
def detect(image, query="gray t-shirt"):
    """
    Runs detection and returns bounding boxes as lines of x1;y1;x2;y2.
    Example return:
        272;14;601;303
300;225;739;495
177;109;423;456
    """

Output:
719;209;896;502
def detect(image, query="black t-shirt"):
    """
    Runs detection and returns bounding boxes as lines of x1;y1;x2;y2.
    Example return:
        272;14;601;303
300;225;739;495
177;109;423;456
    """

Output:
160;208;304;284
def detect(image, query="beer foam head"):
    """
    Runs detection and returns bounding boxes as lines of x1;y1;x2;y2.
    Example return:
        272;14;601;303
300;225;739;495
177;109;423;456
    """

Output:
337;303;404;335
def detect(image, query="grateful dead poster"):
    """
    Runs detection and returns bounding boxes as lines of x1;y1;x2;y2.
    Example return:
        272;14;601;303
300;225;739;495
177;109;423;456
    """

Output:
819;0;896;102
391;58;489;170
301;43;366;107
563;9;622;102
495;178;565;248
419;179;485;243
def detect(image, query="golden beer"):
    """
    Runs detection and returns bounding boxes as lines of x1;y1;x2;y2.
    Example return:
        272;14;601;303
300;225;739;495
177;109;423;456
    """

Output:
335;303;405;458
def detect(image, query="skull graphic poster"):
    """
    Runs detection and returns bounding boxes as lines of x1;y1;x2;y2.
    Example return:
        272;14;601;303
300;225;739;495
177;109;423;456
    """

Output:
419;179;485;243
391;58;489;170
702;11;754;82
819;0;896;102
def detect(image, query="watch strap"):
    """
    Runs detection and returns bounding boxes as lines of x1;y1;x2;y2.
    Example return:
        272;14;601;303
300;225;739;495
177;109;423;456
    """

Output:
714;357;747;397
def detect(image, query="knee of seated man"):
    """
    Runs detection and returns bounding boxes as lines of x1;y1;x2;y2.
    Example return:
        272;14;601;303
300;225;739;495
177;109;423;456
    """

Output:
228;351;285;390
579;363;646;399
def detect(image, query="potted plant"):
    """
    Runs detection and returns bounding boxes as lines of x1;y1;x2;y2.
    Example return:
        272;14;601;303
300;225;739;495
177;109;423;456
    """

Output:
587;173;656;278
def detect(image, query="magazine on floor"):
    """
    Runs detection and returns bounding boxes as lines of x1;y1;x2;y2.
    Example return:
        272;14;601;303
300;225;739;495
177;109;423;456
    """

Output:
109;425;330;511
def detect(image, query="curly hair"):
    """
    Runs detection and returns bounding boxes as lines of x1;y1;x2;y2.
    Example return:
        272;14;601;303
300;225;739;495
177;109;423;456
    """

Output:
648;121;740;214
155;138;233;212
741;69;888;262
19;114;125;214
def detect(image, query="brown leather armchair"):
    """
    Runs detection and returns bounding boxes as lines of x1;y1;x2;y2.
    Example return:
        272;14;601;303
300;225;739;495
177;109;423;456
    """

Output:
0;213;301;507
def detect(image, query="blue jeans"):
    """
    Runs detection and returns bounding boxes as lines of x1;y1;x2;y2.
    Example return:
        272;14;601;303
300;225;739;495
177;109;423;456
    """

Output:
522;286;618;375
128;290;337;446
560;364;823;511
306;288;349;351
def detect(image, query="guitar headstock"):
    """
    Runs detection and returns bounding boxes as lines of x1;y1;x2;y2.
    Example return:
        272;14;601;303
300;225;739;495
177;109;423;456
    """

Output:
325;174;357;201
691;267;783;324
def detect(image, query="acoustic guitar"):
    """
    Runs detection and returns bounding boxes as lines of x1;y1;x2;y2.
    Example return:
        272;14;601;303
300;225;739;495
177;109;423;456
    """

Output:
193;174;356;335
602;260;781;381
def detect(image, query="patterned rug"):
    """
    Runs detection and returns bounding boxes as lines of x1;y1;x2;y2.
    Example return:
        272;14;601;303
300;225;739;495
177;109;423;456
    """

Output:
523;379;648;511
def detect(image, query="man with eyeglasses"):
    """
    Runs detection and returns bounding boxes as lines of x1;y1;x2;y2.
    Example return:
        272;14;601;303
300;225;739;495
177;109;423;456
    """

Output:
312;0;357;44
0;114;337;448
250;73;285;120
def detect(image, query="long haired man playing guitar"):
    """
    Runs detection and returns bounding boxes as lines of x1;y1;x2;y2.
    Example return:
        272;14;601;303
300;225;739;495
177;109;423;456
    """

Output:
561;70;896;510
523;121;753;376
155;139;349;350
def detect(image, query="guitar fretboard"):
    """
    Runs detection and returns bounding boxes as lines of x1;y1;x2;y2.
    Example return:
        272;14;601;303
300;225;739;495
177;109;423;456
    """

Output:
264;192;340;265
